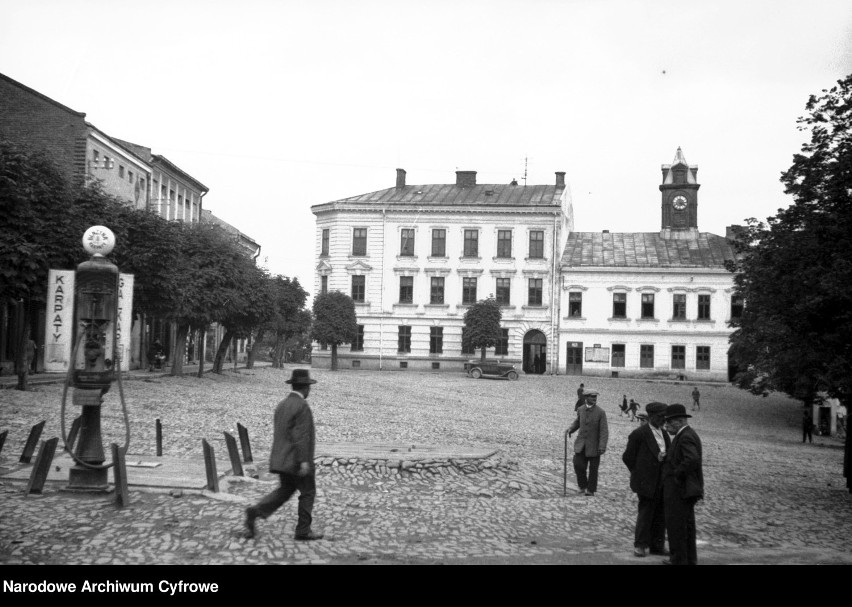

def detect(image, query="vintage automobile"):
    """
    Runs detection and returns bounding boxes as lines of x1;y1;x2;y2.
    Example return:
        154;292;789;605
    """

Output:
464;359;519;380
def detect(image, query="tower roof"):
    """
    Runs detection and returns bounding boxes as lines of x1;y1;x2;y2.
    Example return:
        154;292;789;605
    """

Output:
661;147;698;185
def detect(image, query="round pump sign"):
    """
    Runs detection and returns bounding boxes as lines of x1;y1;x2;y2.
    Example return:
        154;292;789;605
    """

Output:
82;225;116;256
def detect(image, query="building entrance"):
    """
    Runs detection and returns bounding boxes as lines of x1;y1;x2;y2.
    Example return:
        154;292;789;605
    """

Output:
523;330;546;374
565;341;583;375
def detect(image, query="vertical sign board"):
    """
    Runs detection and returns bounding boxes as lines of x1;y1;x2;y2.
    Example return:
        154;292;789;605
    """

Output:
117;273;134;371
43;269;75;373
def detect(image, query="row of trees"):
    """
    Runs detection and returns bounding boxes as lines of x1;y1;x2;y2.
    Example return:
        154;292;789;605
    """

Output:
1;139;311;390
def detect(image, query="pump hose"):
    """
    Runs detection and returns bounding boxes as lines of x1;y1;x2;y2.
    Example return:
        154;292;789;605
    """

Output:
60;332;132;470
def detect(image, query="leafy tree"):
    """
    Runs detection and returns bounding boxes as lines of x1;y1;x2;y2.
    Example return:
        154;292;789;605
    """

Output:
311;290;357;371
462;296;503;362
727;73;852;408
261;276;309;369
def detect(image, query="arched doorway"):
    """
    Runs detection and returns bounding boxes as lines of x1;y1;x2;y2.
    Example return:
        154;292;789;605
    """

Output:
523;330;547;374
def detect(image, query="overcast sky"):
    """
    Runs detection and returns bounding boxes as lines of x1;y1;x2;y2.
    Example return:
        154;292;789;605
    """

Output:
2;0;851;295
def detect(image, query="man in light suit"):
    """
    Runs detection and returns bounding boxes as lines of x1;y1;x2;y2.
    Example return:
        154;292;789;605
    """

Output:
661;403;704;565
244;369;323;541
568;390;609;496
622;402;671;557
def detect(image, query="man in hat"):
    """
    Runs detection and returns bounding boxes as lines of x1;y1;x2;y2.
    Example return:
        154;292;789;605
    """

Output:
244;369;323;541
567;390;609;496
622;402;671;557
661;403;704;565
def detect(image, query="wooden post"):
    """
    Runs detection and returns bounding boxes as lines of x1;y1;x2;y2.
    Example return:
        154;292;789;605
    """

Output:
20;420;45;464
223;432;244;476
112;443;130;508
202;439;219;492
67;416;82;453
156;418;162;456
237;423;253;463
0;429;7;456
25;437;58;495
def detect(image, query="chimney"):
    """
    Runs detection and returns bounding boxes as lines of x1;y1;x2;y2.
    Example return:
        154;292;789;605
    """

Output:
396;168;406;188
455;170;477;187
555;171;565;187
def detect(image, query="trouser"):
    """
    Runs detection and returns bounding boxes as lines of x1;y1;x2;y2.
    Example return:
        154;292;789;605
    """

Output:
572;453;600;492
663;483;698;565
803;427;813;443
249;472;316;536
635;491;666;551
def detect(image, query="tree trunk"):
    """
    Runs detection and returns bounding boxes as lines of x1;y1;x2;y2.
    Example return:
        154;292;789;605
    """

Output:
170;323;189;376
273;335;285;368
480;347;487;362
14;300;30;391
213;328;234;374
331;343;338;371
196;327;206;378
247;329;264;369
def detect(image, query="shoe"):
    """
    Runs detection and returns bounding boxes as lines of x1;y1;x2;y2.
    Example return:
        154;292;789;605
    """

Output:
661;559;673;565
633;546;647;557
294;531;324;541
649;549;670;556
243;508;257;539
584;490;595;497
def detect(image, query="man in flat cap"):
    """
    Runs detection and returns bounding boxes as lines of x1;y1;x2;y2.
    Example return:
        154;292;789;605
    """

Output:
245;369;323;541
568;390;609;496
622;402;671;557
661;403;704;565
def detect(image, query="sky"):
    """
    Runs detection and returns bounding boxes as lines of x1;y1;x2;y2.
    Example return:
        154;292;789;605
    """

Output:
2;0;851;297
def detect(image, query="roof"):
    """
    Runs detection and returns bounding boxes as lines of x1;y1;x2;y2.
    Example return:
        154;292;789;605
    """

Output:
561;232;736;268
326;183;565;207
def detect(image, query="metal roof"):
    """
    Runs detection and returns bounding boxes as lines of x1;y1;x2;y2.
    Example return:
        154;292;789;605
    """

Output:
327;183;565;207
561;231;736;268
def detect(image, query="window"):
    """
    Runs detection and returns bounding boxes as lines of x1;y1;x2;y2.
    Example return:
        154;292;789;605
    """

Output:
641;293;655;319
119;165;125;178
529;230;544;258
613;293;627;318
400;229;415;256
497;230;512;258
140;178;145;191
612;344;625;367
430;327;443;354
92;150;99;163
696;346;710;370
673;293;686;319
351;275;365;302
432;362;440;370
569;292;582;317
352;228;367;256
430;277;445;304
496;278;511;305
640;345;654;368
463;229;478;257
399;276;413;303
431;229;446;256
494;328;509;356
320;275;328;295
731;295;744;319
462;277;477;305
461;328;475;355
671;345;686;369
321;229;329;256
528;278;543;306
351;325;364;351
398;326;411;353
698;294;711;320
128;171;133;183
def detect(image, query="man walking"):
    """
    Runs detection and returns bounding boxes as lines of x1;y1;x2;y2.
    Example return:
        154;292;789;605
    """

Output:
568;390;608;496
803;409;814;443
622;402;670;557
661;404;704;565
691;387;700;411
244;369;323;541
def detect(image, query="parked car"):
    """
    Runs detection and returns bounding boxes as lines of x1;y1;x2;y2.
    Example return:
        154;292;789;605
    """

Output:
465;359;519;380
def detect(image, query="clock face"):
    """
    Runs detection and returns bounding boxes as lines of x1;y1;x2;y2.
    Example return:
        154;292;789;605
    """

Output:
672;195;688;211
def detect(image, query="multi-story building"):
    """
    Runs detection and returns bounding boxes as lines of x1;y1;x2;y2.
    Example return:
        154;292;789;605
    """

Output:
311;168;573;373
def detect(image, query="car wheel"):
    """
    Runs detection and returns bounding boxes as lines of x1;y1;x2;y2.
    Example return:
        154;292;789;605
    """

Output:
507;371;519;381
470;368;482;379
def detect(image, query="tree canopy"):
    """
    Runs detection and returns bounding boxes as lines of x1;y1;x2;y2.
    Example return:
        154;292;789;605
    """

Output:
311;290;357;371
462;296;503;361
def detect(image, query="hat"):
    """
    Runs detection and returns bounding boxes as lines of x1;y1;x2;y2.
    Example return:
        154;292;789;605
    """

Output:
636;412;649;420
285;369;317;386
583;390;599;397
646;402;668;414
664;403;692;420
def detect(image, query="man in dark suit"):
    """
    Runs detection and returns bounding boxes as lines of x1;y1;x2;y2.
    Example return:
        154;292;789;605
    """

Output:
622;402;671;557
568;390;609;496
244;369;323;541
661;403;704;565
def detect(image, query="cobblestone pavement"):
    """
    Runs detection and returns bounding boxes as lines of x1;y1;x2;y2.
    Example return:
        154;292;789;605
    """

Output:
1;365;850;565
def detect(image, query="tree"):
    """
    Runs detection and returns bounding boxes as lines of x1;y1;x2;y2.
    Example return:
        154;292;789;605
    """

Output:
727;74;852;409
462;296;503;362
311;290;357;371
262;276;309;369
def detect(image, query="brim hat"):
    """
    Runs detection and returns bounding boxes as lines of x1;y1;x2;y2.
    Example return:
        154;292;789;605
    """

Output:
636;412;649;420
664;403;692;420
646;402;668;414
583;390;599;397
285;369;317;386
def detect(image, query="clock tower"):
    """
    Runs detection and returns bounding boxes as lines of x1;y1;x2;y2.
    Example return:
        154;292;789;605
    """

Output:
659;147;699;233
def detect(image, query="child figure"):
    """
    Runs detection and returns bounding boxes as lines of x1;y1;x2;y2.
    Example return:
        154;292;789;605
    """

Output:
620;395;629;417
628;398;639;421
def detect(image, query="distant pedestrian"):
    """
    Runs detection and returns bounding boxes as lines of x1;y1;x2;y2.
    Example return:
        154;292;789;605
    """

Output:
620;395;629;417
662;403;704;566
802;409;814;443
691;387;700;411
567;390;608;496
577;383;585;400
622;402;670;558
26;338;37;374
574;384;588;411
628;398;639;421
836;402;846;439
244;369;323;541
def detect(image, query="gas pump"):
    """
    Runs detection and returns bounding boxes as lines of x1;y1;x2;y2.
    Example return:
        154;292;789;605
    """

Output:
60;226;130;492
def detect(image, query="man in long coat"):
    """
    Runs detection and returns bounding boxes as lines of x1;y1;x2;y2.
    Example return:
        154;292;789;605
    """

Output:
661;403;704;565
622;402;671;557
568;390;609;496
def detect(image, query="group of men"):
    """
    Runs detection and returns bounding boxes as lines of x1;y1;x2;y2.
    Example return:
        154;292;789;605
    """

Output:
568;387;705;565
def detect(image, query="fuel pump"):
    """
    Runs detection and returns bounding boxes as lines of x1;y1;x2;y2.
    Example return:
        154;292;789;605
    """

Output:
60;226;130;492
